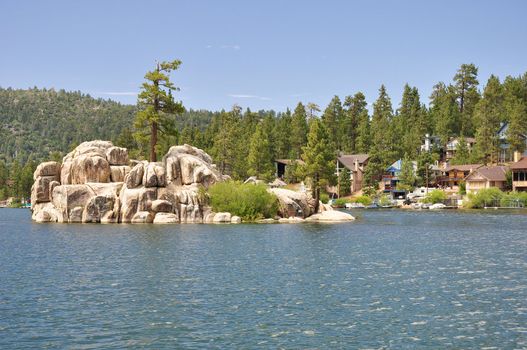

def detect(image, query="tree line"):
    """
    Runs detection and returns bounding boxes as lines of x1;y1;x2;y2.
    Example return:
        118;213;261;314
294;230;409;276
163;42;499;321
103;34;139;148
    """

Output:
1;63;526;201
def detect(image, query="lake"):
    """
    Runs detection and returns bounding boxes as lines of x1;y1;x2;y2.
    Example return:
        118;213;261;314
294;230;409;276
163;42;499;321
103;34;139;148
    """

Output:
0;208;526;349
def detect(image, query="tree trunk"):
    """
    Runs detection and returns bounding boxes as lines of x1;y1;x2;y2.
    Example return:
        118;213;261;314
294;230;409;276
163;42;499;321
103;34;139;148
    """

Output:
313;173;320;213
150;121;158;162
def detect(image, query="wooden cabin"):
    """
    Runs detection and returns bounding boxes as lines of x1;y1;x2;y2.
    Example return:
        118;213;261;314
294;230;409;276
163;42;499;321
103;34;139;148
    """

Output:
337;154;369;193
438;164;482;189
510;157;527;192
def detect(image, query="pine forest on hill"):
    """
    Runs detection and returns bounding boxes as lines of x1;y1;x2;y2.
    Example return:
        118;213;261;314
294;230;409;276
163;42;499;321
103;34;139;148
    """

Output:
1;64;527;202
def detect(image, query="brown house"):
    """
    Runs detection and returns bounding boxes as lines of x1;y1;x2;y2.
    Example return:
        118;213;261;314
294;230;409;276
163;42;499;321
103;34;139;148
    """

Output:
464;166;508;194
510;157;527;192
438;164;482;189
337;154;369;193
275;159;305;179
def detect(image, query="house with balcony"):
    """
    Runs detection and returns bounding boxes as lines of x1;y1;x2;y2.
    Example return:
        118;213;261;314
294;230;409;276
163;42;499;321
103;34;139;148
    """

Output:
445;137;476;160
438;164;482;189
464;166;509;194
382;159;417;191
510;157;527;192
336;154;369;193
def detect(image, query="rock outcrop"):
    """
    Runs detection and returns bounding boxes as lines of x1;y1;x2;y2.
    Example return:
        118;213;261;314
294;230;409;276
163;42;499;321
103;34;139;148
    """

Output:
31;140;355;224
31;141;227;224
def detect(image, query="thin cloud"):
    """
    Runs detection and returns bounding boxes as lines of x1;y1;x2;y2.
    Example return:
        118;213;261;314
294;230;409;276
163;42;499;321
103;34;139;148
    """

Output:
228;94;271;101
97;91;138;96
206;44;241;50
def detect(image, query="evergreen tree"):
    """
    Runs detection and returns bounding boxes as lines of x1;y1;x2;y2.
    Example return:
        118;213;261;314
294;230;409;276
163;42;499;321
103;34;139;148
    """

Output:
306;102;321;120
211;106;242;175
290;102;308;158
473;75;504;164
504;75;527;154
370;85;395;166
343;92;368;153
301;119;336;212
134;60;185;162
453;63;480;135
450;136;470;165
398;155;416;191
322;96;344;151
396;85;427;158
273;110;292;159
429;82;460;144
355;109;370;153
338;167;351;197
247;123;274;180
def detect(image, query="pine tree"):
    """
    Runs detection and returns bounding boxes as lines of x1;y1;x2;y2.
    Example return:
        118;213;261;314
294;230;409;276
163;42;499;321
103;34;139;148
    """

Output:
273;110;292;159
451;136;470;165
301;119;336;212
322;96;344;151
134;60;185;162
371;85;395;166
473;75;504;164
397;85;426;158
429;82;460;144
343;92;368;153
398;154;416;191
247;123;274;180
355;109;370;153
338;167;351;197
453;63;480;136
290;102;308;158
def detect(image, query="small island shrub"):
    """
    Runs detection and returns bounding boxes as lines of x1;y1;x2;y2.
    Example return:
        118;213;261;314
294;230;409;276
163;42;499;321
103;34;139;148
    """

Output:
423;189;447;204
319;192;330;204
353;195;372;206
334;198;349;207
208;182;278;221
465;187;504;208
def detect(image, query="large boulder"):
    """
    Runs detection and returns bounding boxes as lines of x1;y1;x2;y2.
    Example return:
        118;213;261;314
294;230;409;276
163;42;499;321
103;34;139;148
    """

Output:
268;188;316;218
33;161;61;180
119;185;157;223
51;184;95;221
70;154;110;184
31;175;59;204
151;199;173;213
106;146;129;165
163;144;223;188
131;211;154;224
110;165;130;183
213;212;232;223
305;210;355;222
82;195;118;223
153;212;179;224
32;202;63;223
143;162;166;187
125;162;145;189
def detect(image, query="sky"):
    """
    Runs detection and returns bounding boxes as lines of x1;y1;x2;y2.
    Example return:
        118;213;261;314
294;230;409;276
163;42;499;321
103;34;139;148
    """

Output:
1;0;526;112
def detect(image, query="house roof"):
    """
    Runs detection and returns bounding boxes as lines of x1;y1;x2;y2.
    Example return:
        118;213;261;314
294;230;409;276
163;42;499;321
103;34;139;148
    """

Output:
510;157;527;170
338;154;369;170
444;164;483;172
275;159;305;165
465;166;508;182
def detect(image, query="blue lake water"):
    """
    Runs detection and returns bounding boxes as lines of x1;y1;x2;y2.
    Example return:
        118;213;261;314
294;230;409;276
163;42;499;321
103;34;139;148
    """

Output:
0;208;526;349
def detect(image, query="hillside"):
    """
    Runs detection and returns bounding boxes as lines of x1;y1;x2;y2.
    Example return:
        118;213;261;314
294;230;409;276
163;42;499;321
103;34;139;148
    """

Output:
0;88;217;163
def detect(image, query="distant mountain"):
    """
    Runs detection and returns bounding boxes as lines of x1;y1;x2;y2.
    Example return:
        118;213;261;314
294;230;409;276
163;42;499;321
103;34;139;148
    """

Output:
0;87;216;163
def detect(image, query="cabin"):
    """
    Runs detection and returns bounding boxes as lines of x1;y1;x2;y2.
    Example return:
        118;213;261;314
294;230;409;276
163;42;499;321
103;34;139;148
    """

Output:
275;159;304;179
438;164;482;189
445;137;476;160
497;122;527;163
382;159;417;191
464;166;508;194
336;154;369;193
510;157;527;192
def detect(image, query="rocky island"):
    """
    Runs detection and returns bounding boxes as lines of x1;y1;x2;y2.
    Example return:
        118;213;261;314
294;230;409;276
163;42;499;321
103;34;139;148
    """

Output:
30;140;354;224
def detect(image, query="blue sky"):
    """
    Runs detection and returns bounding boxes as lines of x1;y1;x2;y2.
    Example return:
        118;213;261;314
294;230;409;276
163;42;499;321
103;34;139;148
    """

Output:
1;0;526;112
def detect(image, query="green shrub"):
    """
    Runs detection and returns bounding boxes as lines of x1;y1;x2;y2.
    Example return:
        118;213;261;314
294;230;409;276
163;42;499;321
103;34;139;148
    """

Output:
500;191;527;207
458;182;466;195
378;194;393;206
353;195;372;205
320;192;330;204
465;187;504;208
208;181;278;221
423;189;447;204
334;198;349;207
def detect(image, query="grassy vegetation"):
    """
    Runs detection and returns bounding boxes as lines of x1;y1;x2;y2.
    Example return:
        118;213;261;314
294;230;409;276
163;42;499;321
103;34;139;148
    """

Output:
208;181;278;221
423;189;447;204
353;195;373;205
465;188;527;208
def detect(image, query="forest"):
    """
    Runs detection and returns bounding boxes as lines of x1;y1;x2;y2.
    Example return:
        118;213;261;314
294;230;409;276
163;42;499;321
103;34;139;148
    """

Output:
1;63;526;202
